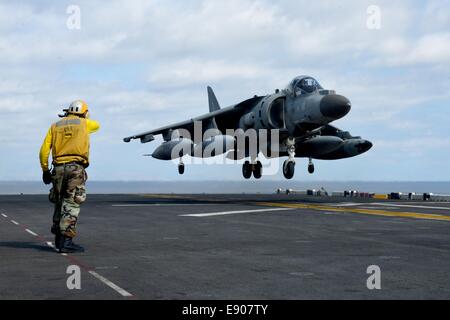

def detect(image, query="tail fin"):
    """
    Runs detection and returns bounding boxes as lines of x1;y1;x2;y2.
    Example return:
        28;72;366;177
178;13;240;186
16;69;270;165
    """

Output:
207;86;220;112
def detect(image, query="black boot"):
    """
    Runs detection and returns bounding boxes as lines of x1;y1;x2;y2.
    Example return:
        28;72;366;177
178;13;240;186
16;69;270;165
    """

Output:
59;236;85;253
55;232;62;250
51;224;62;250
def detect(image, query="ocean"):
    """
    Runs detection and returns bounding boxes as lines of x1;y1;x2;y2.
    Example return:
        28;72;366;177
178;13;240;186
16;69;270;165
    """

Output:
0;181;449;195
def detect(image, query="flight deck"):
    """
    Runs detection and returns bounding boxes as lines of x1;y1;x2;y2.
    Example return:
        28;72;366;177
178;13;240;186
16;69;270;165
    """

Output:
1;193;450;299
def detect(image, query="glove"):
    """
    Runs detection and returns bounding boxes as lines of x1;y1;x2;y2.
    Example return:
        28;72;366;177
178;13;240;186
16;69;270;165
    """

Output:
42;170;52;185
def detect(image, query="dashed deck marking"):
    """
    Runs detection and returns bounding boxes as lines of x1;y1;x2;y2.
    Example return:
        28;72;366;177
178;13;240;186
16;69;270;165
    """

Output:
46;241;57;251
88;271;133;297
25;228;38;236
2;212;134;298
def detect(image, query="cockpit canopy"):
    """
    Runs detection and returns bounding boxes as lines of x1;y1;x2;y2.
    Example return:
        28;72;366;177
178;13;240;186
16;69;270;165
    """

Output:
286;76;323;95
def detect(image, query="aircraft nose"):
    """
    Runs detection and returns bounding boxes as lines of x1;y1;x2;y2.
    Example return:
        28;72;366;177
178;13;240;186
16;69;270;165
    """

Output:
320;94;351;119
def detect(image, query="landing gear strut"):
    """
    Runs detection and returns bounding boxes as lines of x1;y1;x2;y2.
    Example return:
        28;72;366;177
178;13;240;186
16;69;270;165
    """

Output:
253;161;262;179
242;160;262;179
308;158;315;174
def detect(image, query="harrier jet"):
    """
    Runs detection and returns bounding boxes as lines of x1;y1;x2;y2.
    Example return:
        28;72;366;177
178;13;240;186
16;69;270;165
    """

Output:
124;76;372;179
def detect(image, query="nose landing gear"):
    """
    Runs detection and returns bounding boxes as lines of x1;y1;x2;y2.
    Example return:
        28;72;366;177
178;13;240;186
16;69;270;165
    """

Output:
283;160;295;179
282;140;296;179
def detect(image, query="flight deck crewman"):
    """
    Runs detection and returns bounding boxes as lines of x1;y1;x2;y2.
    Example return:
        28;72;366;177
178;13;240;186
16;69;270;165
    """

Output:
39;100;100;253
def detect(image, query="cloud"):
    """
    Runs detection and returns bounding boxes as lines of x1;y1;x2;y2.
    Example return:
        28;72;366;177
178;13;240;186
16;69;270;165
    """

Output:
0;0;449;180
148;59;268;87
407;33;450;64
375;32;450;66
374;137;450;158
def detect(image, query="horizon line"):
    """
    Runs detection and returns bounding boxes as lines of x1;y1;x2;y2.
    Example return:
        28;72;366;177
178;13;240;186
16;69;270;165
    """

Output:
1;180;450;183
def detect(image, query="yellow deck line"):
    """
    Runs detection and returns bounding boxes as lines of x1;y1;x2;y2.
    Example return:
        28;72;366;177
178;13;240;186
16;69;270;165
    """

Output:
257;202;450;222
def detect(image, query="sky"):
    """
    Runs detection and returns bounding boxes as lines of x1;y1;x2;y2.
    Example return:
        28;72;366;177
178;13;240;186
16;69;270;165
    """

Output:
0;0;449;181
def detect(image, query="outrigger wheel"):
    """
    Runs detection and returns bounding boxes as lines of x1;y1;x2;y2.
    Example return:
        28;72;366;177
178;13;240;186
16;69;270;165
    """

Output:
178;163;185;175
308;158;314;174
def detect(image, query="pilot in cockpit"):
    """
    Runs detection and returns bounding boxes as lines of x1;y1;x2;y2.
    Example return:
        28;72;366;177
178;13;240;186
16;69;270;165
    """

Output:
288;76;323;96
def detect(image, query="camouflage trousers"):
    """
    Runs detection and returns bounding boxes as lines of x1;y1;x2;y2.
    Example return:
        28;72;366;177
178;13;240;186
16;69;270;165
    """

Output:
49;163;87;238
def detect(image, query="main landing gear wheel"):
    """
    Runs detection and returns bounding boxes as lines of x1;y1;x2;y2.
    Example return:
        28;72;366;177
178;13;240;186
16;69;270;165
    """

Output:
308;158;314;174
178;163;185;175
253;161;262;179
242;161;252;179
283;160;295;179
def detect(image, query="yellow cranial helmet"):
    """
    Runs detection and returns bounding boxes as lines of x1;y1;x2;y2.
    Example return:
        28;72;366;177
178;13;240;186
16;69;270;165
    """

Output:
68;100;88;115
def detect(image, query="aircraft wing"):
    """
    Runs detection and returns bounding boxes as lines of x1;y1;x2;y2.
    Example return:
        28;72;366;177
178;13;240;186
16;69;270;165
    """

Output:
123;118;194;143
123;95;263;144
